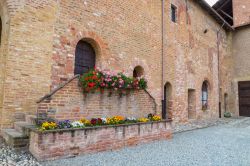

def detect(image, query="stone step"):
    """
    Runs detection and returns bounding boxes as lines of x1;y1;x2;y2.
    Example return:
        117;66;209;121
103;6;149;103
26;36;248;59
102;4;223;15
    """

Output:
25;115;37;125
2;129;29;148
14;121;34;136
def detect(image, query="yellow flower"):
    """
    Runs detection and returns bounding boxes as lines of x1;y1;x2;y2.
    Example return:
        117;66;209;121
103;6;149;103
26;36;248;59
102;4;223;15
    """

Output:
41;121;57;130
138;118;150;123
152;115;161;121
107;116;125;125
80;118;91;126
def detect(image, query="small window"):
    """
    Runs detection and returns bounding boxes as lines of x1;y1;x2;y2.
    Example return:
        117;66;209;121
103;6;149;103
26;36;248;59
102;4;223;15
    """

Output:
171;4;177;23
133;66;144;78
201;81;209;110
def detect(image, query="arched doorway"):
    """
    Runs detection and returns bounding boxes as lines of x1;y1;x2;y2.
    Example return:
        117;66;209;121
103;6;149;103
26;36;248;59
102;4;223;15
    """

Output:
74;41;96;75
163;82;172;119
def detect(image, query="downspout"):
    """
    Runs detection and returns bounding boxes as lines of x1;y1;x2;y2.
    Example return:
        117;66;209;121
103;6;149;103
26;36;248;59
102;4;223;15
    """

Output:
161;0;166;119
217;21;225;118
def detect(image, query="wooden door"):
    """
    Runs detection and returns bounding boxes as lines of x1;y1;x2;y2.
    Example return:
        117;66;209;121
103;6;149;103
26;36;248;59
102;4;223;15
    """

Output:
238;81;250;117
74;41;96;75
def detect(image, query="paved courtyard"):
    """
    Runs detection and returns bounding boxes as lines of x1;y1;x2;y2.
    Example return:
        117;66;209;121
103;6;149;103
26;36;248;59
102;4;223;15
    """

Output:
42;117;250;166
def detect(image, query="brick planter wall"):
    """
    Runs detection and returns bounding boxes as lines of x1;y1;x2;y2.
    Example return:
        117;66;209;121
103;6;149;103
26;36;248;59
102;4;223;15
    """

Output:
37;78;157;121
29;120;172;161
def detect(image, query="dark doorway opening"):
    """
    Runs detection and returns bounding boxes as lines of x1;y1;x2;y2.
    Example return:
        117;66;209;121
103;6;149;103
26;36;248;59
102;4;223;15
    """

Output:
238;81;250;117
163;82;172;119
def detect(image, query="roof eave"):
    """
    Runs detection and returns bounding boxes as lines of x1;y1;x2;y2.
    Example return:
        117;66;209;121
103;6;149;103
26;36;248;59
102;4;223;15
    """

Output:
196;0;234;31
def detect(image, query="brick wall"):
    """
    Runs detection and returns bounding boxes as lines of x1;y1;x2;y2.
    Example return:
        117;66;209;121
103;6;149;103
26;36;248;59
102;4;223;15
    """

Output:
230;26;250;116
29;120;172;161
0;0;57;130
232;0;250;27
0;0;233;131
0;0;10;131
164;0;232;121
37;78;157;121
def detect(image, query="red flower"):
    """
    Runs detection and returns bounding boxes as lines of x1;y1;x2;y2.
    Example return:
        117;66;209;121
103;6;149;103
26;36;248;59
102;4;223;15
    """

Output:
90;118;102;125
90;119;97;125
88;82;96;88
92;75;98;80
97;118;102;124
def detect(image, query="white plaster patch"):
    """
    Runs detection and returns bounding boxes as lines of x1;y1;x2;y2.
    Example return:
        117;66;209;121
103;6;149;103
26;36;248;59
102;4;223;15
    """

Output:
93;12;102;17
118;52;126;59
87;21;95;28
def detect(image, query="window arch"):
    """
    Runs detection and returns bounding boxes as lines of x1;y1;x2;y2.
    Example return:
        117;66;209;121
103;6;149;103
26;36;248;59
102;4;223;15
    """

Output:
201;81;209;110
74;40;96;75
224;93;228;112
163;82;173;119
133;66;144;78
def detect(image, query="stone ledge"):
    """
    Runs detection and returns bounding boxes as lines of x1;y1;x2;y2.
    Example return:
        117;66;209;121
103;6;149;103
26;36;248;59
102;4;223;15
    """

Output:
30;119;172;134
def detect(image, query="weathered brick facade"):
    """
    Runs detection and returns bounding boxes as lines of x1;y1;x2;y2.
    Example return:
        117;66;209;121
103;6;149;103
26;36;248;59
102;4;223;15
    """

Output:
37;78;157;121
0;0;249;132
232;0;250;27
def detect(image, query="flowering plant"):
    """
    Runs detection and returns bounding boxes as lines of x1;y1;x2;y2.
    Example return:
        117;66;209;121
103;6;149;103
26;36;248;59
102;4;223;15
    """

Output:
40;122;57;131
57;120;72;129
80;118;91;126
90;118;103;126
125;117;138;123
79;68;147;93
151;115;161;121
107;116;125;125
138;118;150;123
79;69;102;93
71;121;85;128
39;114;162;131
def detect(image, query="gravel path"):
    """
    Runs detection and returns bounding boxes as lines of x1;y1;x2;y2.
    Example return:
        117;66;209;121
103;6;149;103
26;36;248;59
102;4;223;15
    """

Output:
0;138;41;166
42;117;250;166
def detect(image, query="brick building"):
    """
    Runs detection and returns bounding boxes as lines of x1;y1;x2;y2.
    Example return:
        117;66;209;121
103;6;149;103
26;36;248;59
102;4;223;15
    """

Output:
0;0;249;133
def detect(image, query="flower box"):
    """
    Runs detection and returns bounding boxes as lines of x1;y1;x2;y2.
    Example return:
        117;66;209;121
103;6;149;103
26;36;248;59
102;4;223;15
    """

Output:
29;120;172;161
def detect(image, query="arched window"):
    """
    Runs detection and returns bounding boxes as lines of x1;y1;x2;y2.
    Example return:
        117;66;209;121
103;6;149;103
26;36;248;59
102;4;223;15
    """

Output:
224;93;228;112
163;82;173;119
201;81;209;110
74;41;96;75
133;66;144;78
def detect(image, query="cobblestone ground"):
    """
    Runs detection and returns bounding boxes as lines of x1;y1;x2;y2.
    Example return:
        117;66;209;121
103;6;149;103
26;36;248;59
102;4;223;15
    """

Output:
43;117;250;166
172;118;234;133
1;117;249;166
0;138;41;166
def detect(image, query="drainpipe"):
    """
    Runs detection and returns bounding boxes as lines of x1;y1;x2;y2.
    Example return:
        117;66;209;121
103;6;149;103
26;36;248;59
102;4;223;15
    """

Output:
161;0;166;119
217;21;225;118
